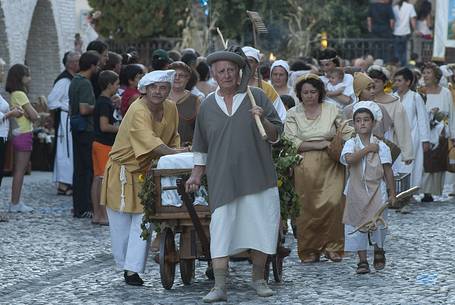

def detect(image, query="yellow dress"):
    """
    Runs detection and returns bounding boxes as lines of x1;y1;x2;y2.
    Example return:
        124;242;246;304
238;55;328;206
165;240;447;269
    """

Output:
100;98;180;213
284;102;353;260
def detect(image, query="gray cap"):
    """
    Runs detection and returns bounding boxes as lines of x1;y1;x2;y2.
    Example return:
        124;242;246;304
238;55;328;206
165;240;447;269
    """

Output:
206;51;245;68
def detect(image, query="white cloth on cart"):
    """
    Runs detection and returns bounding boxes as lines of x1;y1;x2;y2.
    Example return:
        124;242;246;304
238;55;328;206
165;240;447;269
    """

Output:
157;152;208;206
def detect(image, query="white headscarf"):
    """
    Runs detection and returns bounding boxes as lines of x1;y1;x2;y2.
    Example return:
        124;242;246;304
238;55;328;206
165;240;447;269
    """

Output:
367;64;390;80
353;101;383;122
271;60;290;75
138;70;175;93
242;46;261;62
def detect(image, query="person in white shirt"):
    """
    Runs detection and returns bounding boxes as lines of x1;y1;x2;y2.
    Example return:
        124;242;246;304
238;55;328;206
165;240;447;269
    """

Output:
0;94;23;219
393;0;417;66
47;51;80;195
393;67;430;188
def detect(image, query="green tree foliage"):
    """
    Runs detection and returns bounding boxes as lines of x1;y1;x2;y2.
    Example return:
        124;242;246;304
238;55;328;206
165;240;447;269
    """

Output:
318;0;368;38
88;0;190;41
209;0;368;56
88;0;368;56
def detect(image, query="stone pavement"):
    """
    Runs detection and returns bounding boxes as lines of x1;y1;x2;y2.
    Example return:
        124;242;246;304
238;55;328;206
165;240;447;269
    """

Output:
1;171;455;304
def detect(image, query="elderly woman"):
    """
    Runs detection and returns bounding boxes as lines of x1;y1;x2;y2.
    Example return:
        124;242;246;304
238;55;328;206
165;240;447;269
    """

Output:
368;65;414;169
285;74;353;263
393;68;430;188
100;70;189;286
168;61;201;146
421;62;455;202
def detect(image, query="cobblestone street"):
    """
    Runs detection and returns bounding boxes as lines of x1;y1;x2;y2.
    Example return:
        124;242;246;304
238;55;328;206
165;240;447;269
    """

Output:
1;172;455;304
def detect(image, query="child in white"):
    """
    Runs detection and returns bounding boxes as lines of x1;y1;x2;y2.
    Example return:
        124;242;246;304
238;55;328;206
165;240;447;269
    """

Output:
325;67;354;110
340;101;397;274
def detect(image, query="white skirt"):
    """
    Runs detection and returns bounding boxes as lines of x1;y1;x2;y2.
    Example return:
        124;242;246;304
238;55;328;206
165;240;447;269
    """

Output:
344;209;388;252
209;187;280;258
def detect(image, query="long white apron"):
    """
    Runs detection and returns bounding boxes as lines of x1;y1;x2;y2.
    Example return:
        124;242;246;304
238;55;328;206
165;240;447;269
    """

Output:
53;111;73;185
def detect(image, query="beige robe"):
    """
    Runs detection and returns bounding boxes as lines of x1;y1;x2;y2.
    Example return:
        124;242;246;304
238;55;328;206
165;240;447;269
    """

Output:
100;98;180;213
375;98;414;162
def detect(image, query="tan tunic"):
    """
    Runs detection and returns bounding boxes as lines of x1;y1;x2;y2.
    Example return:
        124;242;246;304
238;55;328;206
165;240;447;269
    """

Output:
376;98;414;161
343;136;384;227
100;98;180;213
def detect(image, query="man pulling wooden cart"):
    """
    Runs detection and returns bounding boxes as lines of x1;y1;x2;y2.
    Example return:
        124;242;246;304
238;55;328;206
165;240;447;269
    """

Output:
184;46;284;303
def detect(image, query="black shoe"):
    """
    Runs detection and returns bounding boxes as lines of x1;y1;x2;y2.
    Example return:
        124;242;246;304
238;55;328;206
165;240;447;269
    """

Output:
124;271;144;286
421;194;434;202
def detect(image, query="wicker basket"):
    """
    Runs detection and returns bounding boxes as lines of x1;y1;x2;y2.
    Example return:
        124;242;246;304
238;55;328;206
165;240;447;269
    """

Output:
389;173;411;209
394;173;411;194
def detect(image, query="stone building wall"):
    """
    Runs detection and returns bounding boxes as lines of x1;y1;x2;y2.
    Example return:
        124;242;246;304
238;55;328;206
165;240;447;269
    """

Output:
0;0;76;101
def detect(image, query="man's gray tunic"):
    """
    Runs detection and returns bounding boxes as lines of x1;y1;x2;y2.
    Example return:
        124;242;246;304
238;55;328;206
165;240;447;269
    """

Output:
192;87;283;212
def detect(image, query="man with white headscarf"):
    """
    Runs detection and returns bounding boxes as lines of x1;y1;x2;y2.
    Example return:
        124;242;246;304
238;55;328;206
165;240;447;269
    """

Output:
100;70;189;286
242;46;287;122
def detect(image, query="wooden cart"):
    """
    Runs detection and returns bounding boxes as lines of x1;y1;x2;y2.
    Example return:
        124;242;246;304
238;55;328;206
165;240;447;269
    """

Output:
149;168;290;290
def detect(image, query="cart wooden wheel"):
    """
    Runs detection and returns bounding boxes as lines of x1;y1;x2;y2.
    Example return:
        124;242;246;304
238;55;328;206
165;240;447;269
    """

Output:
205;261;214;280
271;254;283;282
264;256;271;282
159;227;177;289
180;259;195;285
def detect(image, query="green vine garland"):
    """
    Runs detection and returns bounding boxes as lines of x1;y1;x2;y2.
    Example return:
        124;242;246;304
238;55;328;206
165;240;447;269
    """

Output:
139;137;301;240
138;172;157;240
272;136;302;221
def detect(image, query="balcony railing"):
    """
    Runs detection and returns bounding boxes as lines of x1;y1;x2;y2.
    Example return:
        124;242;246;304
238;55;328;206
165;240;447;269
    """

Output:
106;37;434;67
312;37;433;63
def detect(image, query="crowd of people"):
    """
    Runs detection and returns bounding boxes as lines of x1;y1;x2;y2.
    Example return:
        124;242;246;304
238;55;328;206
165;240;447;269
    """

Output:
367;0;432;65
0;3;454;300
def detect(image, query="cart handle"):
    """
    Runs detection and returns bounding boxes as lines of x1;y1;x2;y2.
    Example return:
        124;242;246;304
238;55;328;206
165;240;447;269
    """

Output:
176;178;211;259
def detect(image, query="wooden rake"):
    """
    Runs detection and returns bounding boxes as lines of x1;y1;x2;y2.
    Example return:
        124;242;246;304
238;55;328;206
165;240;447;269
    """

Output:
349;186;420;235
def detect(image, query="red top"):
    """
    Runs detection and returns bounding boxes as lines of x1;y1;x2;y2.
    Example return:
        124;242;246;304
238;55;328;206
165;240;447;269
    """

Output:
121;87;141;116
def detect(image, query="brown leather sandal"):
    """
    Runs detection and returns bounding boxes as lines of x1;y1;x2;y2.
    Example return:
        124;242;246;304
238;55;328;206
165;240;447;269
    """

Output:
373;249;386;270
356;261;370;274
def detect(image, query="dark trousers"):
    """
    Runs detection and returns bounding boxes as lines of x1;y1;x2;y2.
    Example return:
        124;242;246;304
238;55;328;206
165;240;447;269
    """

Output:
0;138;6;187
394;34;410;67
72;131;93;216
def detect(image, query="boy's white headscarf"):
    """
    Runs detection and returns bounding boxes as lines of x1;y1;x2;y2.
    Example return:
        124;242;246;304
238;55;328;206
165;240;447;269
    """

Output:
353;101;383;122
